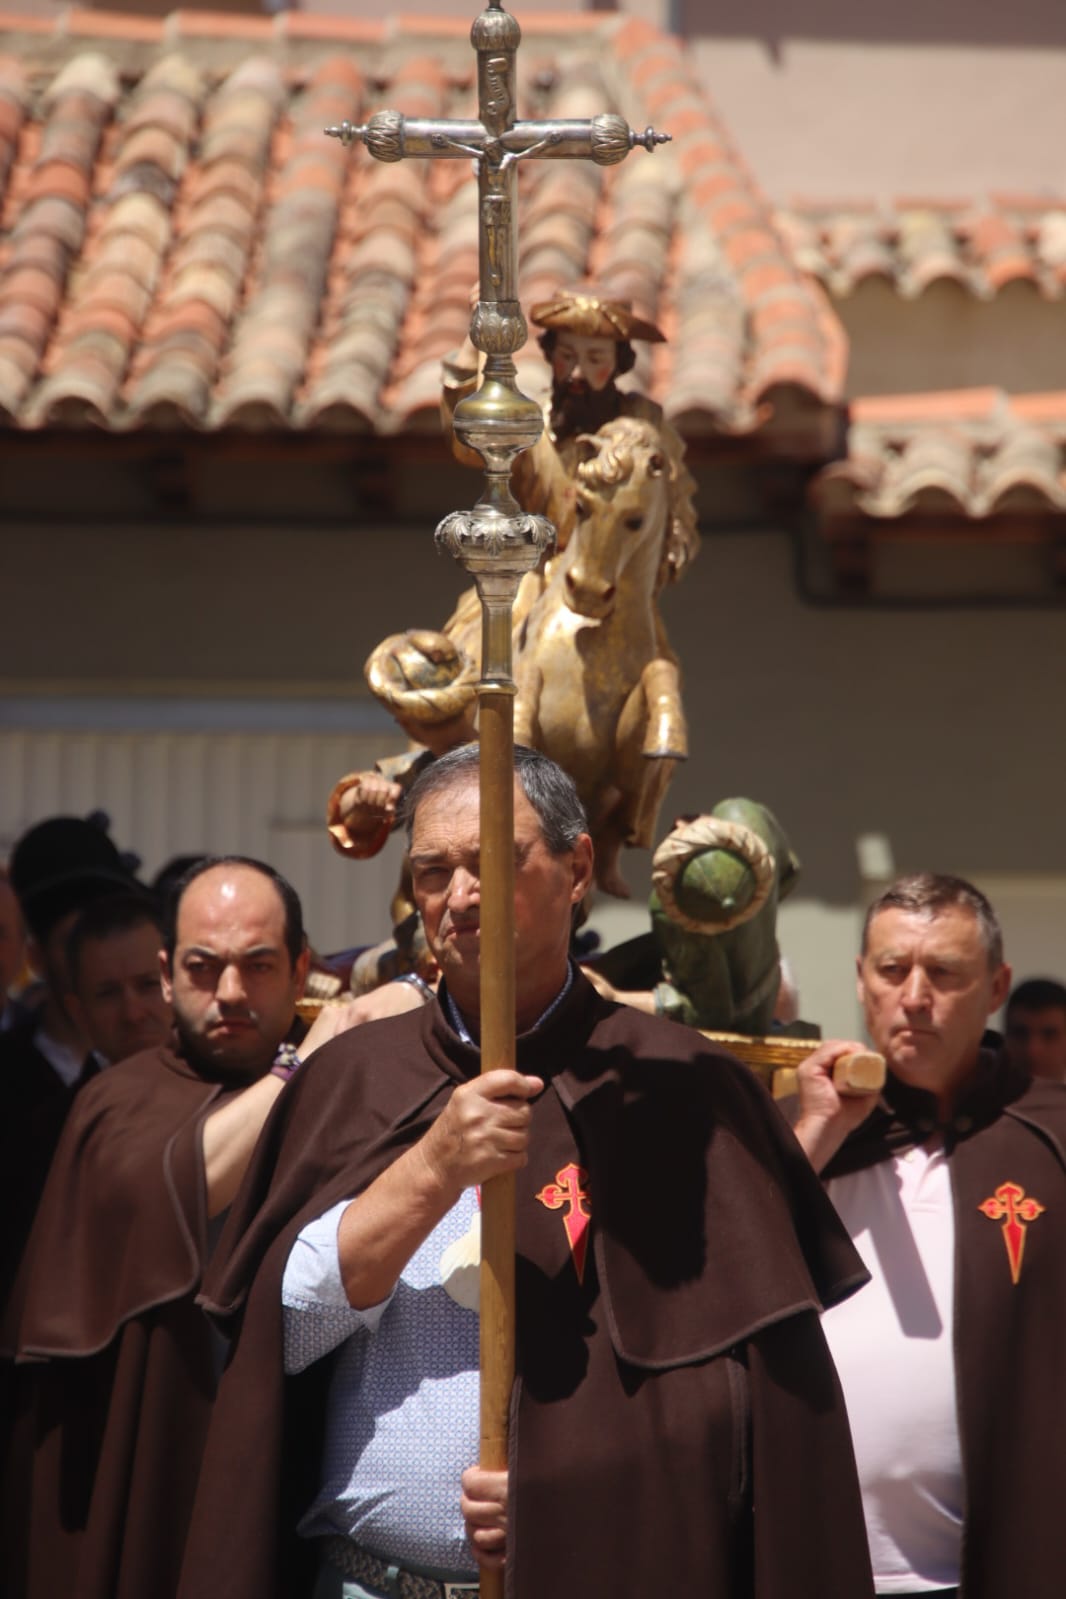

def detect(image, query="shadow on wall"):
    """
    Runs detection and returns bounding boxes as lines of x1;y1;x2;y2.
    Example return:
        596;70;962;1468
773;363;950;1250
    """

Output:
658;531;1066;908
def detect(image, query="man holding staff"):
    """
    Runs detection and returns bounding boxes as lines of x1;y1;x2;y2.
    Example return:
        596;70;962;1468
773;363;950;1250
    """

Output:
179;746;874;1599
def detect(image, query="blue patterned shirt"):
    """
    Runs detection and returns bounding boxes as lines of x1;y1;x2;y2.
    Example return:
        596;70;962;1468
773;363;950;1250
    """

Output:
282;969;574;1573
282;1190;480;1575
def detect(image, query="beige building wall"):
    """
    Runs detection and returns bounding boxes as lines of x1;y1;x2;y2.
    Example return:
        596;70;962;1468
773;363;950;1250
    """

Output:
837;281;1066;400
690;37;1066;205
685;0;1066;205
4;519;1064;1036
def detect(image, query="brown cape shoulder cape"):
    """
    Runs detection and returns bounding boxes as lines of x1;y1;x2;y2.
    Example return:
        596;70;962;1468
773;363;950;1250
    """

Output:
0;1018;91;1327
180;975;873;1599
824;1054;1066;1599
1;1046;237;1599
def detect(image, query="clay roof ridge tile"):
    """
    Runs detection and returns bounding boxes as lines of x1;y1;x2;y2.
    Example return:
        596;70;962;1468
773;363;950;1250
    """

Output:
322;139;450;411
62;9;162;45
279;14;381;46
895;208;962;249
138;49;204;94
114;124;186;177
65;139;185;418
897;259;974;301
829;249;897;297
42;50;121;111
216;53;287;107
777;199;1066;303
602;13;662;52
821;396;1066;524
167;9;275;44
1035;211;1066;276
120;104;199;151
0;55;27;103
0;72;122;411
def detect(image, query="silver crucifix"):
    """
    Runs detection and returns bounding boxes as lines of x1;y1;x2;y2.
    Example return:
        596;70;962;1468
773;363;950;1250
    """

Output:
326;0;669;617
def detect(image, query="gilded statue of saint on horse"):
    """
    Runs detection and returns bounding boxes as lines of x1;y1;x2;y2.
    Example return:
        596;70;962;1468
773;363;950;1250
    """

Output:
440;291;700;894
328;291;699;899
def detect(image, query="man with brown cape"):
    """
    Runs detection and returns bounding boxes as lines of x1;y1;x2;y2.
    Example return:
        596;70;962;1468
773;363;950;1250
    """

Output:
0;856;350;1599
178;746;874;1599
793;873;1066;1599
0;815;142;1307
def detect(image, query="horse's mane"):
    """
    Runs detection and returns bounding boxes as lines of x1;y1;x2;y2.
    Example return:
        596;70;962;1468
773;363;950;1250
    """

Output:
575;415;680;592
575;414;665;492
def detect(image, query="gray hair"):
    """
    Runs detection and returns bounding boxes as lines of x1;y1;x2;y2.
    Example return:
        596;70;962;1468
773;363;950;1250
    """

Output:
862;872;1004;969
403;743;588;856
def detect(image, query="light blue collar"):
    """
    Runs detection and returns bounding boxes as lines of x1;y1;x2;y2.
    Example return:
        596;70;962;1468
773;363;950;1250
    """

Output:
443;960;575;1046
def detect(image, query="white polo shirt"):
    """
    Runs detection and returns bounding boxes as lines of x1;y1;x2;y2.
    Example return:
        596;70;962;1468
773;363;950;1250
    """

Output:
822;1143;963;1593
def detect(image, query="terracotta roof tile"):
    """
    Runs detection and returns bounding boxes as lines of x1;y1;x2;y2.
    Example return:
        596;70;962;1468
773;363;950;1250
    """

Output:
779;198;1066;301
0;7;846;442
811;389;1066;524
167;9;273;42
0;48;119;420
65;9;163;43
0;13;52;36
63;302;140;345
0;99;23;159
278;14;382;45
0;302;50;352
119;124;187;181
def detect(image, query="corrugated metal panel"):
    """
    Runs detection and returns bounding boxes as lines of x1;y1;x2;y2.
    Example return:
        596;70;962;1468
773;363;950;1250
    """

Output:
0;726;408;956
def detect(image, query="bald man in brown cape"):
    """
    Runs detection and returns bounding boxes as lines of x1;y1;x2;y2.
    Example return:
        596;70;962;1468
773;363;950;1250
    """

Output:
179;747;874;1599
0;857;355;1599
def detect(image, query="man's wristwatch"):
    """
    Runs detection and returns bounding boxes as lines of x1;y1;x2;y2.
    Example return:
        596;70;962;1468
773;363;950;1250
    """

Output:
394;972;435;1004
269;1042;303;1083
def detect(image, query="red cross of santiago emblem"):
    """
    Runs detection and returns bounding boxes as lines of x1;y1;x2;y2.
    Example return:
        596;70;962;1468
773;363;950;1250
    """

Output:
978;1180;1044;1284
535;1162;591;1283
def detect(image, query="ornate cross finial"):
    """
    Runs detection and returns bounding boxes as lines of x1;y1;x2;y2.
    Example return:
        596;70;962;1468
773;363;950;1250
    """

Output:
326;4;669;654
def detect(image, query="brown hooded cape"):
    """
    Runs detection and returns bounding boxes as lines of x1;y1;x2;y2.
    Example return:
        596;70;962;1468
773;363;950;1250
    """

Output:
179;974;874;1599
823;1053;1066;1599
1;1045;245;1599
0;1016;94;1319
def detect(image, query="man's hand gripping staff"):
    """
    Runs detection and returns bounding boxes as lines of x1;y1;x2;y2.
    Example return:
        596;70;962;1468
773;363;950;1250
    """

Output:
791;1041;886;1174
419;1071;546;1199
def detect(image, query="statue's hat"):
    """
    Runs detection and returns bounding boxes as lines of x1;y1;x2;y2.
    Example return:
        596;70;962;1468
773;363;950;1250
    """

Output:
365;630;477;725
530;290;665;344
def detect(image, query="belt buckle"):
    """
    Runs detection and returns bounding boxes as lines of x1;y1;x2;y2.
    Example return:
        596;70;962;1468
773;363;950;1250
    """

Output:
443;1585;479;1599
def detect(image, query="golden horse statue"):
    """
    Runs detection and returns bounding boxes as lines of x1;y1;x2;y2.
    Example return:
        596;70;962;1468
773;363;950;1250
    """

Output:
510;414;691;898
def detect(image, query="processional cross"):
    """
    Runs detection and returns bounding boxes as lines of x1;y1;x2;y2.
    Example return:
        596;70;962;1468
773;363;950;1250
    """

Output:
327;13;668;1593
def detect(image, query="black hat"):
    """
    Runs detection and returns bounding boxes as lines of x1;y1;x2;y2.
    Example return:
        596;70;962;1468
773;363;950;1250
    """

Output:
9;815;137;942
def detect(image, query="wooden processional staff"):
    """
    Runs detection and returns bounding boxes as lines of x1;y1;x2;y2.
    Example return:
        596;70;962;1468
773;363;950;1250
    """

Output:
327;11;669;1594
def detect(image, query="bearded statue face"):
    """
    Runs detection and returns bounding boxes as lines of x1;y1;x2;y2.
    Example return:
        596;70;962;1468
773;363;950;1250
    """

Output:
547;333;623;440
548;333;618;394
